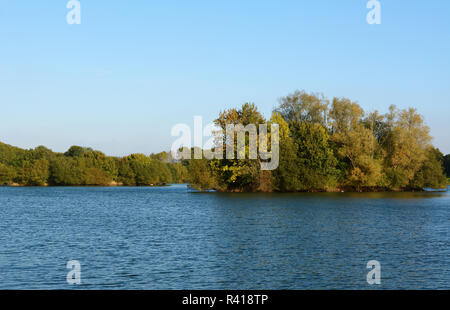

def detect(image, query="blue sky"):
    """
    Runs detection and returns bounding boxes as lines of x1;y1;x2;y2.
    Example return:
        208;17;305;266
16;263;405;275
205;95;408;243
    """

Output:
0;0;449;155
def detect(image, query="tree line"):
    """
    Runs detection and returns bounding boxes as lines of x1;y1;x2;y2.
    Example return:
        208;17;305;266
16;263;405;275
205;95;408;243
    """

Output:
186;90;449;192
0;144;188;186
1;90;448;190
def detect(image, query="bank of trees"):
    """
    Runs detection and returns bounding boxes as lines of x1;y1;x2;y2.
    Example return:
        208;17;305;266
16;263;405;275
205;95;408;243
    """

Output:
185;90;447;192
1;90;447;190
0;143;187;186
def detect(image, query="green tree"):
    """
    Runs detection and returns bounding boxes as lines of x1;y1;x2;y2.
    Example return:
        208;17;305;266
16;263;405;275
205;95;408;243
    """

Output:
187;157;218;190
49;157;84;185
443;154;450;178
31;146;55;161
275;90;329;126
117;159;136;185
150;151;169;162
0;142;27;167
409;148;447;189
82;167;112;186
383;107;432;188
64;146;94;157
0;90;445;191
0;163;16;185
168;162;188;183
26;159;50;186
212;103;266;192
270;112;301;191
329;98;384;189
149;160;172;184
291;121;338;190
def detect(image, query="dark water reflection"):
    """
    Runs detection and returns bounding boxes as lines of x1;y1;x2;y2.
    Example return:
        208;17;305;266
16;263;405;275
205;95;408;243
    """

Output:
0;185;448;289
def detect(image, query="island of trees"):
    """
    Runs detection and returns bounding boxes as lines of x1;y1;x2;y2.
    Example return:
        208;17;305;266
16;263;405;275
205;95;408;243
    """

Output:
187;90;449;192
0;90;448;192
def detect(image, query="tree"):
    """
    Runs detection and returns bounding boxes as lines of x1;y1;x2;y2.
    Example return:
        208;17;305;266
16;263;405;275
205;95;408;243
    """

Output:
211;103;266;192
383;107;432;188
31;146;55;161
0;142;27;167
291;121;338;190
0;90;445;191
150;151;169;162
24;159;50;186
64;146;94;157
117;159;136;185
0;163;15;185
126;154;153;185
409;148;447;189
329;98;384;189
275;90;328;126
49;157;84;186
270;112;301;191
82;167;112;186
149;160;172;184
168;162;188;183
187;157;218;190
444;154;450;178
363;110;389;160
329;97;364;134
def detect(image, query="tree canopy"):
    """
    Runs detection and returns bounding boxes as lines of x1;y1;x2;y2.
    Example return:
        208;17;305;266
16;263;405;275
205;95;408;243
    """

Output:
0;90;447;191
0;142;187;186
185;90;447;192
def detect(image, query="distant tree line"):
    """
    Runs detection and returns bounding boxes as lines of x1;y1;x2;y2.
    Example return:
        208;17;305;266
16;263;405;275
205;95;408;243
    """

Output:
0;144;188;186
1;90;448;190
185;90;448;192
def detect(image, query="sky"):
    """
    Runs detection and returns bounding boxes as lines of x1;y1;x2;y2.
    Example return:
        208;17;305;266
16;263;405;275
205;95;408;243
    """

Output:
0;0;449;156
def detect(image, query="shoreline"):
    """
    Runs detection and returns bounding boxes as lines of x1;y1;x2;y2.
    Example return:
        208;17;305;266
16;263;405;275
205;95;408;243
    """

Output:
1;183;172;188
3;183;448;193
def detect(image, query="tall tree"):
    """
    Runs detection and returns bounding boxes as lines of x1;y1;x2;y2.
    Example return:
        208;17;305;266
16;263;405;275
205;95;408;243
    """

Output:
270;112;301;191
275;90;329;126
212;103;266;191
383;106;432;188
291;121;338;190
329;98;383;189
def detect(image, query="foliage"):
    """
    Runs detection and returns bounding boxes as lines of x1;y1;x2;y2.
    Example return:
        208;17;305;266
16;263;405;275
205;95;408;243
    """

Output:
211;103;268;192
187;157;219;191
275;90;328;126
329;98;384;189
444;154;450;178
270;112;302;191
0;143;186;187
0;162;16;185
291;121;338;190
187;90;446;192
0;90;446;191
409;148;447;189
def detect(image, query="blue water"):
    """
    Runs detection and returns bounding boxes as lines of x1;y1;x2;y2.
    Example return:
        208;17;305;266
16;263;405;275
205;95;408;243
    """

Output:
0;185;449;289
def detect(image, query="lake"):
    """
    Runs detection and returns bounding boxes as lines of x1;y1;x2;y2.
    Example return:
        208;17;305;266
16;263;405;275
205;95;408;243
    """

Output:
0;185;449;289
